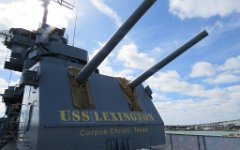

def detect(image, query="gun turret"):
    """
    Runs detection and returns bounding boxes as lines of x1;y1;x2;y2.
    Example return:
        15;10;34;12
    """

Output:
128;30;208;89
76;0;156;84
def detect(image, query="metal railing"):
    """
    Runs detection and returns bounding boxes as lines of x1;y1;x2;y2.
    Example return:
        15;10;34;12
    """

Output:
151;134;240;150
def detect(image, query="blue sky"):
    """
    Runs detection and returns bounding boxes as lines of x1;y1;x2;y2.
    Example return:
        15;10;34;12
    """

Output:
0;0;239;125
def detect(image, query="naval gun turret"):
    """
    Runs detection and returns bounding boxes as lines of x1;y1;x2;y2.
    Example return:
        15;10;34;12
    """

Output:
0;0;208;149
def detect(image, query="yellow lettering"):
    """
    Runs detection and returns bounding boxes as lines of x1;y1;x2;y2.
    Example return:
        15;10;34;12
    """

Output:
82;111;90;121
135;113;143;121
147;113;154;121
94;112;103;121
72;111;81;121
109;112;118;121
130;113;137;121
142;114;149;121
102;112;111;121
117;112;123;121
122;112;131;121
60;110;155;122
59;110;70;121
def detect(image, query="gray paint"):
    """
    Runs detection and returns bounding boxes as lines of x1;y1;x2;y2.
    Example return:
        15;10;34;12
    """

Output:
17;57;165;150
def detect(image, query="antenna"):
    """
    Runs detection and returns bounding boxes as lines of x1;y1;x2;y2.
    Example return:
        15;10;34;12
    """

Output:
72;8;78;46
52;0;75;10
42;0;50;25
41;0;74;26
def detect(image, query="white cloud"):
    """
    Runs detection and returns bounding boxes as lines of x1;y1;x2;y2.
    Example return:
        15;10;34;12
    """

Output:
0;78;8;117
117;43;156;70
205;56;240;84
152;92;172;102
206;17;240;34
89;43;134;79
154;84;240;125
206;73;240;84
0;78;8;94
190;62;216;78
0;102;5;117
188;88;227;99
190;56;240;84
226;85;240;100
88;1;136;78
90;0;122;27
148;70;197;93
0;0;73;30
206;21;224;33
219;55;240;74
46;1;74;28
89;1;150;76
153;47;163;53
98;58;134;79
155;99;240;125
0;44;10;68
169;0;240;19
147;56;240;124
147;70;230;99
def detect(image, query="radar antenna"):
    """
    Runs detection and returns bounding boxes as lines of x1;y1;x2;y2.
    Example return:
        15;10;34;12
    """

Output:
41;0;74;26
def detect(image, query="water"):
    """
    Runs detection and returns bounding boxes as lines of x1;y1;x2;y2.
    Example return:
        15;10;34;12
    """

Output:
165;130;238;136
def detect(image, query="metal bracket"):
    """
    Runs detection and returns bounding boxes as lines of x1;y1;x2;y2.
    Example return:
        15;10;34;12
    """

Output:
118;78;142;111
68;66;95;109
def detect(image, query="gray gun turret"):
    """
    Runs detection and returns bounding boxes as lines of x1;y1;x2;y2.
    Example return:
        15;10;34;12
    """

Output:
76;0;156;84
128;30;208;89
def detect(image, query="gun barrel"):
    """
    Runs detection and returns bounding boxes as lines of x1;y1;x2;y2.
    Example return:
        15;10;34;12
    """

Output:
128;30;208;89
76;0;156;84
